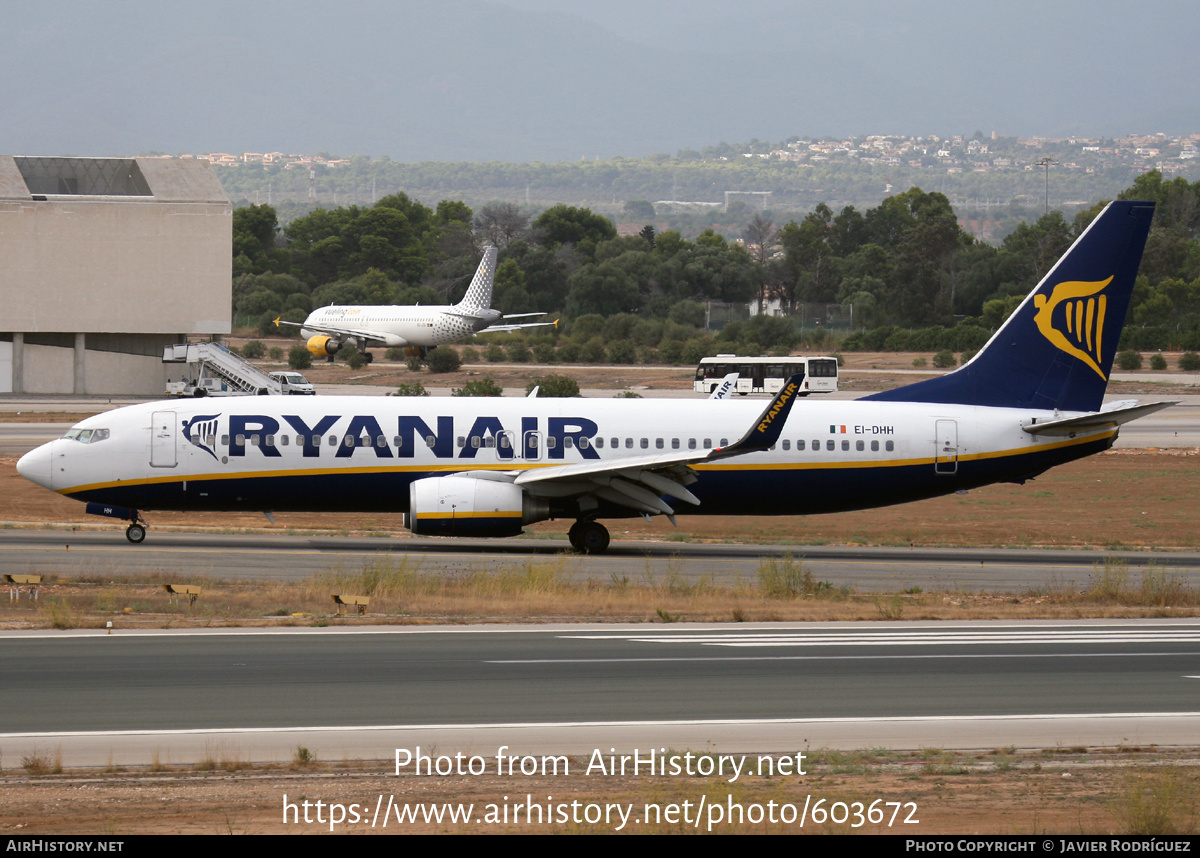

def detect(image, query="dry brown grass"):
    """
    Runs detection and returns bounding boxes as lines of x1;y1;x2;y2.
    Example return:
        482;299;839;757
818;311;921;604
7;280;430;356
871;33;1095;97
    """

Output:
2;551;1195;630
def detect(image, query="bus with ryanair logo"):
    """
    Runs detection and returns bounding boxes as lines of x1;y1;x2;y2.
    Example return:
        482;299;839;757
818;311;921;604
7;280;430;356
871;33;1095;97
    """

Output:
694;354;839;396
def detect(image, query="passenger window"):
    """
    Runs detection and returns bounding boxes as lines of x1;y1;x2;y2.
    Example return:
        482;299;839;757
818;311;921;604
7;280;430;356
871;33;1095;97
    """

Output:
720;438;728;447
703;439;712;449
826;440;834;451
280;435;289;447
498;435;510;449
457;436;466;448
471;436;481;448
578;437;589;449
484;436;495;448
856;440;864;451
221;434;229;446
640;438;649;449
564;437;574;449
871;440;879;452
625;438;634;449
886;440;895;452
688;438;697;450
656;438;664;449
782;440;790;450
394;436;403;448
547;437;556;449
595;437;605;449
328;435;337;446
671;438;680;449
264;434;274;446
235;434;246;447
426;435;436;448
797;440;805;450
377;436;387;447
344;436;355;448
841;440;849;451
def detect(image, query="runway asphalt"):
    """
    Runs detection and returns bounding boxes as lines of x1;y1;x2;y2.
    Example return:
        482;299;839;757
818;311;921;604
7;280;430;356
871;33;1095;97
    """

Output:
1;620;1197;765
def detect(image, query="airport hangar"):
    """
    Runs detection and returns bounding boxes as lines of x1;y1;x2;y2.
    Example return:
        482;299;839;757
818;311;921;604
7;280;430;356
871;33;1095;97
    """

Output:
0;155;231;396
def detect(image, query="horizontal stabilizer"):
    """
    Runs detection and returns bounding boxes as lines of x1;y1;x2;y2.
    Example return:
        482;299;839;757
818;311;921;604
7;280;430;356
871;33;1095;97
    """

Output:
1021;400;1177;435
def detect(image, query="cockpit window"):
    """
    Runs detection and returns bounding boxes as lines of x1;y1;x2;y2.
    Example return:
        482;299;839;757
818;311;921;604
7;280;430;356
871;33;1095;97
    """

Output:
63;428;109;444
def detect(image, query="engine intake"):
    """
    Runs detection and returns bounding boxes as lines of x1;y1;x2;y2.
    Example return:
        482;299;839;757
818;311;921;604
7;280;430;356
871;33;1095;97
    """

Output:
407;477;550;537
307;335;340;357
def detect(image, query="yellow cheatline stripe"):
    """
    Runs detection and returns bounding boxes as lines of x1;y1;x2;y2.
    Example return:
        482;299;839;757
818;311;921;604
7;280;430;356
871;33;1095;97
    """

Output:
56;460;552;496
417;511;522;520
56;430;1116;496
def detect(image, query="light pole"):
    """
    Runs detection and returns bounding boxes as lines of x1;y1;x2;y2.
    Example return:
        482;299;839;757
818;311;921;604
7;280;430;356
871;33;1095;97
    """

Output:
1036;157;1058;215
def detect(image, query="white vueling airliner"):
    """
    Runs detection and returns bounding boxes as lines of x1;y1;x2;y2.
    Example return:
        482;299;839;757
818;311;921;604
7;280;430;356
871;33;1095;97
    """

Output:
18;201;1173;552
276;246;555;360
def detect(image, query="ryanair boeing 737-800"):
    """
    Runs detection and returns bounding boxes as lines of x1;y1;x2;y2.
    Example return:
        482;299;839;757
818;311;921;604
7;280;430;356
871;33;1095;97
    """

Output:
18;201;1173;552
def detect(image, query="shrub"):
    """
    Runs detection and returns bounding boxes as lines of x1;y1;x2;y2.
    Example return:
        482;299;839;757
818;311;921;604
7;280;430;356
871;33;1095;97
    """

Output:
385;347;407;361
506;341;532;363
347;352;369;369
426;348;462;373
287;344;312;370
532;343;558;364
460;345;480;362
241;340;265;359
607;340;637;364
268;347;283;361
452;377;503;397
912;357;927;368
1116;349;1143;370
932;349;956;368
484;343;506;362
393;382;429;396
1149;353;1168;370
525;375;580;397
614;390;642;398
1180;352;1200;372
405;356;422;372
959;348;977;366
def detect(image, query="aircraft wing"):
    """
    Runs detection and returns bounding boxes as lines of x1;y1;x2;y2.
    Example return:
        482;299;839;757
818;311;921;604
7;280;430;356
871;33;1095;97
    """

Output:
485;318;559;333
509;374;804;518
707;373;740;400
1021;400;1177;435
274;318;397;345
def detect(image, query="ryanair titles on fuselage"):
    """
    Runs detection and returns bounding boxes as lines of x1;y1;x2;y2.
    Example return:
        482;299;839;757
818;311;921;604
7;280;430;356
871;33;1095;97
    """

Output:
181;412;602;463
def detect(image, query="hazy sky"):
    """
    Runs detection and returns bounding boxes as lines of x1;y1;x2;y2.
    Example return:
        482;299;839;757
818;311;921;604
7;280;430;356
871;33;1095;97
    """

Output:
2;1;1197;161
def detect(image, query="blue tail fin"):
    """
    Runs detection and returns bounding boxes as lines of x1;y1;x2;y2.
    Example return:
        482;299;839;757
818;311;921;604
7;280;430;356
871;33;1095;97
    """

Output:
863;200;1155;412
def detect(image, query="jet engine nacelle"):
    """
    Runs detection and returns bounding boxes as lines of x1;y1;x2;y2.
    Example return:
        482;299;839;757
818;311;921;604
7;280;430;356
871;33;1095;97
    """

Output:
407;477;550;538
307;335;341;357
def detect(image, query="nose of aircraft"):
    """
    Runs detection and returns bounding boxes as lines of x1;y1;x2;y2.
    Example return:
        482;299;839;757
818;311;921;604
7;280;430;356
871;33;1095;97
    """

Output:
16;442;54;490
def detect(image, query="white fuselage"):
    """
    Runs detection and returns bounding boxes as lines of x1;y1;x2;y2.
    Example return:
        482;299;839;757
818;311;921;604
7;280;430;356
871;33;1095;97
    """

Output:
301;304;502;348
17;395;1115;518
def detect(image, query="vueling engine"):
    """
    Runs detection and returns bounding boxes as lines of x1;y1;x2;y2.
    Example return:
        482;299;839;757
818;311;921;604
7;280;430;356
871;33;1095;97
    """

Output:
307;335;340;357
407;477;550;538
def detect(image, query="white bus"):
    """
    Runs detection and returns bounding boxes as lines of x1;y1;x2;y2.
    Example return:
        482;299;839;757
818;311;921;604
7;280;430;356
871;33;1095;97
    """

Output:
693;354;839;396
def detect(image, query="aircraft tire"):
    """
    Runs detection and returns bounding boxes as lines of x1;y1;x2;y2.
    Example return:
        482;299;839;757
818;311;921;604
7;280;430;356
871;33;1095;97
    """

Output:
125;524;146;544
364;351;374;364
578;521;610;555
567;520;585;551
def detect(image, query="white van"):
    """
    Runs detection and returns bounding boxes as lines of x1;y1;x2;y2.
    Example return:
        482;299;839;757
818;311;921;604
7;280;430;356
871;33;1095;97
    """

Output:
269;371;316;395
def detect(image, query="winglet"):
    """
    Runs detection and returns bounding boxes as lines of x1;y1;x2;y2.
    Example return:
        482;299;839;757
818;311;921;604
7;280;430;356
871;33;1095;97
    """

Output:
273;317;281;328
714;373;804;457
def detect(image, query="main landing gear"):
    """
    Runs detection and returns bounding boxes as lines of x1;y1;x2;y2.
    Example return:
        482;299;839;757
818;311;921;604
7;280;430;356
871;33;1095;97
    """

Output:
567;519;610;554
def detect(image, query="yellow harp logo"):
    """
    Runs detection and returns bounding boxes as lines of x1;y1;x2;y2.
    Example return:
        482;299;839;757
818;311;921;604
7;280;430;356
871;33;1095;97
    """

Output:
1032;276;1113;380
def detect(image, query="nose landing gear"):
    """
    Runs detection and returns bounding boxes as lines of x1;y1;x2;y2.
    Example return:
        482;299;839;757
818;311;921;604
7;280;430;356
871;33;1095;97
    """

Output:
125;510;148;544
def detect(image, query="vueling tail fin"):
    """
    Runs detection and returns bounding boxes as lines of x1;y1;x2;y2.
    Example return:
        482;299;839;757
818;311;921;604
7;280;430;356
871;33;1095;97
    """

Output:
863;200;1155;412
455;246;499;312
